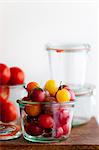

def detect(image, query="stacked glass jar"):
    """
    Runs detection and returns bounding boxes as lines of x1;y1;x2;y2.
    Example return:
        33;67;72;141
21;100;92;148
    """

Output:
47;43;96;126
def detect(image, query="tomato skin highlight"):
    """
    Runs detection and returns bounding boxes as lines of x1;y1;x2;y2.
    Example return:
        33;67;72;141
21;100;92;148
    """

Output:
0;86;9;100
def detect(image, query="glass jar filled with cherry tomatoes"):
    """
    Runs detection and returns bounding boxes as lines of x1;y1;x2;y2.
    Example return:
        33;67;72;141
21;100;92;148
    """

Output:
17;100;74;143
17;80;75;143
0;63;26;140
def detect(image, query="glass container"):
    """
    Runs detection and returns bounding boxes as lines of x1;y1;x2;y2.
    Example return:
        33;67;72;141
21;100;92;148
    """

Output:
17;100;75;143
0;84;26;140
47;43;90;86
67;83;96;126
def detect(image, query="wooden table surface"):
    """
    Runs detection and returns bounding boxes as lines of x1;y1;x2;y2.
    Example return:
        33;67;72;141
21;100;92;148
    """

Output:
1;118;99;150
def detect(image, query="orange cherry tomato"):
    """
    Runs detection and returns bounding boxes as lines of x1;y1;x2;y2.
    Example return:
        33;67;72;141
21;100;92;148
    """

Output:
27;82;39;92
25;104;41;117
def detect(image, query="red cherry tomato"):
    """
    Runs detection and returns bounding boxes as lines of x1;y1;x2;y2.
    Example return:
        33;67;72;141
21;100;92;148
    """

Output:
39;114;54;129
59;109;69;125
67;89;75;101
0;86;9;100
55;127;63;138
0;97;7;121
64;86;75;101
62;124;69;135
0;63;11;85
25;124;43;136
1;101;17;123
9;67;25;85
30;88;46;102
22;96;30;101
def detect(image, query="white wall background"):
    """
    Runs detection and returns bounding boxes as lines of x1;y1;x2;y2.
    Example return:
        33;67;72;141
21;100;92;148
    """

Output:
0;0;98;121
0;0;98;120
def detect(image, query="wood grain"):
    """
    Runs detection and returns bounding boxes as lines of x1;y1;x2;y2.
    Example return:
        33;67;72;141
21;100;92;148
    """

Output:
1;118;99;150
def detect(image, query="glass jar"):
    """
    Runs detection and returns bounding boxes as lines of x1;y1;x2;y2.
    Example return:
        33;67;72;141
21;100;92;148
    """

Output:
17;100;75;143
0;84;26;140
67;83;96;126
47;43;90;86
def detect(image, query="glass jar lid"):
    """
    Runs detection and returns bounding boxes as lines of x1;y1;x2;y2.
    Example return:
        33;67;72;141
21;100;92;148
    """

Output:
46;43;91;52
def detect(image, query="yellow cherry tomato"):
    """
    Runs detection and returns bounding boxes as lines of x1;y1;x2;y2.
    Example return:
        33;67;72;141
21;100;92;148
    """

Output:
44;80;58;96
56;89;70;102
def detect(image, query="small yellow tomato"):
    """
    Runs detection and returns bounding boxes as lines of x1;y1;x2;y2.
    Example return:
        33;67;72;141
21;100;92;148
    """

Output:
56;89;70;102
44;80;58;96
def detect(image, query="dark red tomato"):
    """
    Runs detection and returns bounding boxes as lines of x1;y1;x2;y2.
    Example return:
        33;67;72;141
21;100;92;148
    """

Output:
9;67;25;85
22;96;30;101
0;86;9;100
39;114;54;129
25;124;43;136
1;101;17;123
0;63;11;85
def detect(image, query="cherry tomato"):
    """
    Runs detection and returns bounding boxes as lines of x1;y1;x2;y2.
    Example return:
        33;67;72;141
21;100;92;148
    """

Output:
22;96;30;101
1;101;17;123
55;127;63;138
25;104;41;117
0;63;11;85
26;124;43;136
59;108;69;125
62;124;69;135
27;82;39;92
67;89;75;101
0;86;9;100
9;67;25;85
0;97;7;121
39;114;54;129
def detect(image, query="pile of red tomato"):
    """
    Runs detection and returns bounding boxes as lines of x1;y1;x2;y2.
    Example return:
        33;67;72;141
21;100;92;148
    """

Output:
0;63;25;123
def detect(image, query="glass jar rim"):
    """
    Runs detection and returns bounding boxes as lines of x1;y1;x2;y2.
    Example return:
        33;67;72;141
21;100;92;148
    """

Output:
66;83;96;96
46;43;91;52
17;99;75;106
0;83;25;89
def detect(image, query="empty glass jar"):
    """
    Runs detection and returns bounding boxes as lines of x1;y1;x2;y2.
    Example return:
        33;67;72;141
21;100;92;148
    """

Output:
47;43;90;86
67;83;96;126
